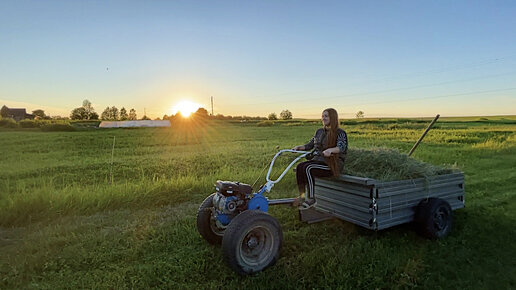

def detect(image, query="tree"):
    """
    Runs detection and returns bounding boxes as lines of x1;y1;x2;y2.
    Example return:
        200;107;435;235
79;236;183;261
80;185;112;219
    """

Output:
70;107;88;120
268;113;277;120
280;109;292;120
32;109;46;119
100;107;109;120
90;111;99;120
101;106;119;120
128;109;137;120
70;100;98;120
101;107;111;120
82;99;96;119
141;115;151;120
110;106;119;120
194;107;209;118
1;105;10;118
120;107;128;120
355;111;364;119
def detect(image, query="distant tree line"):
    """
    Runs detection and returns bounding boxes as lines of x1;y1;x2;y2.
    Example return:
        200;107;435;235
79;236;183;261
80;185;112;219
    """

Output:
70;100;145;121
68;100;296;121
161;107;287;121
266;110;292;120
100;106;140;121
3;99;297;122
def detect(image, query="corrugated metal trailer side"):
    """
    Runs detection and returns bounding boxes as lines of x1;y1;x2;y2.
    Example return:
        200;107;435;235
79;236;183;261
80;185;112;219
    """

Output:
313;173;465;230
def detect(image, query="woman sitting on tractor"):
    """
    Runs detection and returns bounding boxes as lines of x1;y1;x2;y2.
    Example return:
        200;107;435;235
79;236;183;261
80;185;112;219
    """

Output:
292;108;348;208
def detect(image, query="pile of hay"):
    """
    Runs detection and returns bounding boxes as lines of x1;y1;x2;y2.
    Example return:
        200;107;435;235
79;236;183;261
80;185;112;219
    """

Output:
342;147;456;181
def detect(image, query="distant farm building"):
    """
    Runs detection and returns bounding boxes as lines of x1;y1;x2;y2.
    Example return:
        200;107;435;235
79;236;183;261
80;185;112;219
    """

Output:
99;120;171;128
1;105;35;121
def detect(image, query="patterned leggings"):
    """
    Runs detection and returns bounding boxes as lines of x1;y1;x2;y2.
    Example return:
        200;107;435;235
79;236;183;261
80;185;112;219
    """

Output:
296;160;333;199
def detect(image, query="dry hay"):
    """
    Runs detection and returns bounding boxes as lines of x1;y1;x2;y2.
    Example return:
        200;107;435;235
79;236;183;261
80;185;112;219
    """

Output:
343;147;457;181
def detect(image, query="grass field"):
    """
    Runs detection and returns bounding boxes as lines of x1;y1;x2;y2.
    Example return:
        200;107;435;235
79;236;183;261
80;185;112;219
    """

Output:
1;116;515;289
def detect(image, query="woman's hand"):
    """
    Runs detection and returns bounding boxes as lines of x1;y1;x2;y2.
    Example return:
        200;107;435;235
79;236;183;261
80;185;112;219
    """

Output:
322;149;332;157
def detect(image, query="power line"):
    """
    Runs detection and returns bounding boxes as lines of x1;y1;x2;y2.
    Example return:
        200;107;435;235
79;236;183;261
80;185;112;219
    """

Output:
351;87;516;106
225;71;516;107
289;87;516;118
240;55;514;102
304;71;516;102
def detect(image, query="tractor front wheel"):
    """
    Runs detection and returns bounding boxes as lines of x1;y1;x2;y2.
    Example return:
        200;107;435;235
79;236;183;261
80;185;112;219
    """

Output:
222;210;282;275
196;193;225;245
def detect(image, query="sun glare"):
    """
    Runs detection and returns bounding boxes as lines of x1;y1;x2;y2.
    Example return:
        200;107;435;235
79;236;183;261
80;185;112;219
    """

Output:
172;100;201;117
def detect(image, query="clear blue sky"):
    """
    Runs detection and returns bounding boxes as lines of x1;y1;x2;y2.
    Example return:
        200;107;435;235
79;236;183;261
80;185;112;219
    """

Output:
1;0;515;118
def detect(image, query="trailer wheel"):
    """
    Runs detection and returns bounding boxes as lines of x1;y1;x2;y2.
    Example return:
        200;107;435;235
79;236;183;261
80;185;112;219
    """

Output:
196;193;225;245
416;198;453;239
222;210;282;275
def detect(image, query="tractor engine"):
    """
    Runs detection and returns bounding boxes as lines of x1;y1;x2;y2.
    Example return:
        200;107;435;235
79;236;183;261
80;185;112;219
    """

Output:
213;180;253;217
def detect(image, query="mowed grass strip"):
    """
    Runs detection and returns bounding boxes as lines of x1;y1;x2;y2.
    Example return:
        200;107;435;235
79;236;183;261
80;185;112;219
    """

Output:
1;119;515;289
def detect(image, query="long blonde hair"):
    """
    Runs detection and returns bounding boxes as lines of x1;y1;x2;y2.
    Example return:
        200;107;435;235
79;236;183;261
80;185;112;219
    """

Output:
324;108;339;176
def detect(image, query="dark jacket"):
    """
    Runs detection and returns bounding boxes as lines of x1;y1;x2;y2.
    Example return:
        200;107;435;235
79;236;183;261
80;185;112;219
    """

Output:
303;128;348;172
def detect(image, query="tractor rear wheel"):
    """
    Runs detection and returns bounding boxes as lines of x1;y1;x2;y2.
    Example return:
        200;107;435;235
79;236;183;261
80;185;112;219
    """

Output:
196;193;225;245
222;210;282;275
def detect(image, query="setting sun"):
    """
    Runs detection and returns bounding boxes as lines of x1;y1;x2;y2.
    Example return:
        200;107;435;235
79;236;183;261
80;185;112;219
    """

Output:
171;100;201;117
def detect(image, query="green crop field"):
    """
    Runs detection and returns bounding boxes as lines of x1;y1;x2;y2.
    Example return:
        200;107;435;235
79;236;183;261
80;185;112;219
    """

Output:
1;116;515;289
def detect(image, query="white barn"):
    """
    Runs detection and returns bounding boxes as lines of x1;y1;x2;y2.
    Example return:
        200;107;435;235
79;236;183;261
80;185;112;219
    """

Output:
99;120;171;128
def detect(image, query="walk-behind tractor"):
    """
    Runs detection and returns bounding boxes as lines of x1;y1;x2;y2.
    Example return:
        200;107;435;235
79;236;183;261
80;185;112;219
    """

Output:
196;149;465;275
196;149;311;274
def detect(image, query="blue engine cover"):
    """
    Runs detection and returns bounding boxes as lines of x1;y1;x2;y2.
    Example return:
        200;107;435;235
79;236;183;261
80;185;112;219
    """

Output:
216;213;232;226
215;194;269;226
247;194;269;212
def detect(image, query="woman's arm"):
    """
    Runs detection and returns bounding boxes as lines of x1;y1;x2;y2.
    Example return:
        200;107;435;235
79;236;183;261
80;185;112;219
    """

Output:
336;130;348;153
322;130;347;157
322;146;340;157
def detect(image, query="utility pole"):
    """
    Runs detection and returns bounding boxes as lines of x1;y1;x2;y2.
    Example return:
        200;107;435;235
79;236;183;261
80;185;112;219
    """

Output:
211;96;214;116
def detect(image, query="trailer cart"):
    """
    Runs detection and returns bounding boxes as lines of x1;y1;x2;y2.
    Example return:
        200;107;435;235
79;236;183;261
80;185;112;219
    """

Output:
300;172;465;238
